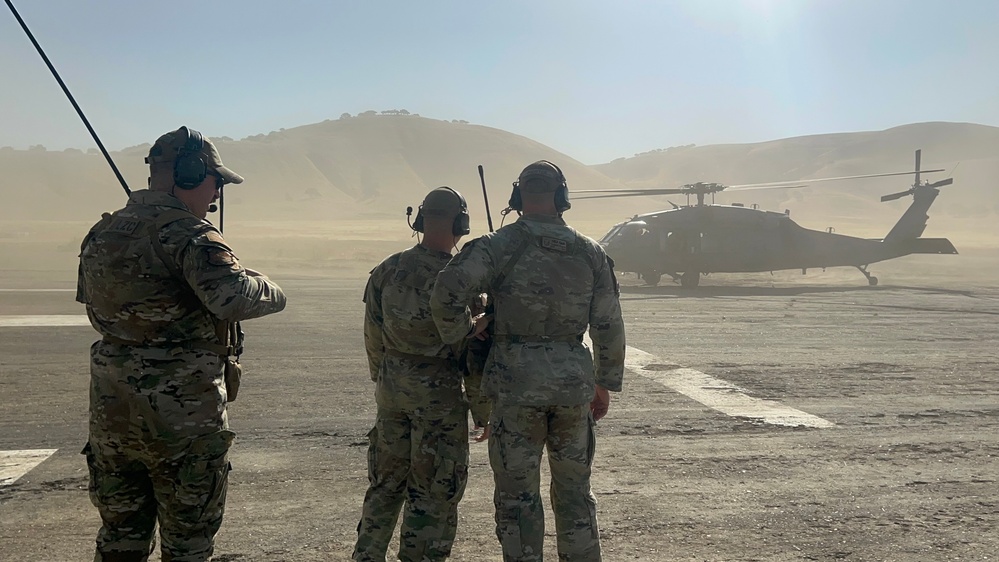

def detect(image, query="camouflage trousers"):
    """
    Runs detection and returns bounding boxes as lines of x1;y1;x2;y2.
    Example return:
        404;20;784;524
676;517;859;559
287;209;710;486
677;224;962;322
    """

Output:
488;404;600;562
353;407;470;562
85;341;233;562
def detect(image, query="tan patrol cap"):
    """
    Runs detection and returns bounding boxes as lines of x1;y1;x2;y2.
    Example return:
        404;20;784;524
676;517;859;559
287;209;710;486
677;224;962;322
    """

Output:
517;160;564;193
146;126;244;185
421;186;466;217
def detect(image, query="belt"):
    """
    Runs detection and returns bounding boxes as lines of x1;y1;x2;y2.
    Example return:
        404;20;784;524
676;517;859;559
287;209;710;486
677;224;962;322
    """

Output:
491;334;582;344
101;335;231;356
384;348;455;366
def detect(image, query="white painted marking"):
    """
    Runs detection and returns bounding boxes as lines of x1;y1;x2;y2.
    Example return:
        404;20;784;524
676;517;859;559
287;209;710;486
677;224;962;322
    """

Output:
0;449;58;486
624;344;835;428
0;289;75;292
0;315;91;327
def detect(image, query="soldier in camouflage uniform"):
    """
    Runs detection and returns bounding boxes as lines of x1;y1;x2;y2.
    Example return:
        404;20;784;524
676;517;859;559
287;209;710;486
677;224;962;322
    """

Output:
431;161;626;562
76;126;287;562
353;187;492;562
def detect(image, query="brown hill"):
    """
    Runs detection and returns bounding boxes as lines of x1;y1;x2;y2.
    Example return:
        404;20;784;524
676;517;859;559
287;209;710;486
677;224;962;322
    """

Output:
2;119;996;246
0;115;627;224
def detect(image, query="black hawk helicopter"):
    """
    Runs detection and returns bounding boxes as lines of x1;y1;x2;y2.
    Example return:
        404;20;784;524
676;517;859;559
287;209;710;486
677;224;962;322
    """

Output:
580;150;957;288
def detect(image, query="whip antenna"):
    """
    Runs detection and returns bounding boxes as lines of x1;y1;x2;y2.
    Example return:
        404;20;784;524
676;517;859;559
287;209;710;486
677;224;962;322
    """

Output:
5;0;130;195
478;165;494;232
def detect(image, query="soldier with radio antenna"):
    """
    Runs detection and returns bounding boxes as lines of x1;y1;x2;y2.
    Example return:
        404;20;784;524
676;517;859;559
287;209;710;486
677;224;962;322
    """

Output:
6;3;287;559
77;127;287;562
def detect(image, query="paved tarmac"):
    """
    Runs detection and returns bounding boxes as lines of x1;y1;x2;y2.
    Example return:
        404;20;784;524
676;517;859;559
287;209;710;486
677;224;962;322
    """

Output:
1;255;997;561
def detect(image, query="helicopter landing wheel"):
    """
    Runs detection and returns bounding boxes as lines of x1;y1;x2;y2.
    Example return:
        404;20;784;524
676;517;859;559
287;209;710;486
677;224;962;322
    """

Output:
641;271;662;286
680;271;700;288
856;266;878;286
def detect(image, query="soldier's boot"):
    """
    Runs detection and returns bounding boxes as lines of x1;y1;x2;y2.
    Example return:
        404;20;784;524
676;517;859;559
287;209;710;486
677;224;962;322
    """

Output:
95;551;150;562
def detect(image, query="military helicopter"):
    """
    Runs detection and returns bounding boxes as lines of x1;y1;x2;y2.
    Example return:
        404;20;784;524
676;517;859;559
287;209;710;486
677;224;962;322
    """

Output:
580;150;957;288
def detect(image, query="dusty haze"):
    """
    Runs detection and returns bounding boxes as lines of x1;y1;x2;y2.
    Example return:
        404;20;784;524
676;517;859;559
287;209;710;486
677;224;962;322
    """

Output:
1;117;997;280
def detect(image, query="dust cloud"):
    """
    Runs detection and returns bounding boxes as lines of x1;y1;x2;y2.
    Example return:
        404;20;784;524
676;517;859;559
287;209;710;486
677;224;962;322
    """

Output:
1;117;997;291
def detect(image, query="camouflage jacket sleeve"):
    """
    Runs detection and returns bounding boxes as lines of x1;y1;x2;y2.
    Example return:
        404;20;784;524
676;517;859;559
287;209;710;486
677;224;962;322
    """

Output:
431;238;490;345
180;228;287;322
362;264;388;381
590;252;627;392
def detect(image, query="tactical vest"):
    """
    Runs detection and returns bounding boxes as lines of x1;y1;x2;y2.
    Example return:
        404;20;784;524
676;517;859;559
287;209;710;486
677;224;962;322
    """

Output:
80;208;233;356
488;222;595;343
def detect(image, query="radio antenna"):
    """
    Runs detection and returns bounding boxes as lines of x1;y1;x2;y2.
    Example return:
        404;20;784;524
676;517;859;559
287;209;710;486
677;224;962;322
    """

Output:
5;0;130;195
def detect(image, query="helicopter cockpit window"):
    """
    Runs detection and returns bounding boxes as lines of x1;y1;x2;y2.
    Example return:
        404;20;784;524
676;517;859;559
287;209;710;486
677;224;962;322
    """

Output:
624;222;647;233
599;225;625;244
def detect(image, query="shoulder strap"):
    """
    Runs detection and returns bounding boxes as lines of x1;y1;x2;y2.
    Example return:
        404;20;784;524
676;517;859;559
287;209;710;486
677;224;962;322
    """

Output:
492;224;534;293
146;209;226;343
147;209;199;280
80;212;114;253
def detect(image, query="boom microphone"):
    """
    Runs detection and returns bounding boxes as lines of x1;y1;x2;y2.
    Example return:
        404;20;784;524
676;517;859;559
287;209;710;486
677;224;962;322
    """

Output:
208;204;218;213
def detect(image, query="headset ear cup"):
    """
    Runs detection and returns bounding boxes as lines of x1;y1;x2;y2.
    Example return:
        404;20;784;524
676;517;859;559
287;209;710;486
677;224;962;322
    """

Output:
454;211;470;236
173;128;207;189
508;185;523;211
413;207;425;233
555;185;571;212
174;156;207;189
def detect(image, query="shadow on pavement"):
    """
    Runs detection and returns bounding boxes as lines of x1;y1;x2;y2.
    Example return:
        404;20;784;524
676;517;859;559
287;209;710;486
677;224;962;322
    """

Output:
619;284;976;299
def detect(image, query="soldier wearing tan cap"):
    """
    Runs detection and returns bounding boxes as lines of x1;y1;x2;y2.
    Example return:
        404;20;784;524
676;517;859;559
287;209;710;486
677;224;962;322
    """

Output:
77;126;286;562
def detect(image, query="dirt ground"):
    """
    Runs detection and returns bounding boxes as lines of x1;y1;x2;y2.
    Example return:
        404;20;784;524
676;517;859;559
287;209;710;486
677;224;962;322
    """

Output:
1;224;997;562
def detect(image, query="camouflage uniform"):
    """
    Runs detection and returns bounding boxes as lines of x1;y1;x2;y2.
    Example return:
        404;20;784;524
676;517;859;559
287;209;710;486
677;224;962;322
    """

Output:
77;182;286;561
431;212;626;562
354;243;490;562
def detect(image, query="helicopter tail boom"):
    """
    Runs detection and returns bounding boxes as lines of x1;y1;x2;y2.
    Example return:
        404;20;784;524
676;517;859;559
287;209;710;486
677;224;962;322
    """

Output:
883;183;949;244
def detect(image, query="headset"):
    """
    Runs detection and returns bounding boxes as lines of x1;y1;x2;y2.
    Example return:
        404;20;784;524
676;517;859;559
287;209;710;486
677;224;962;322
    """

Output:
173;126;208;189
412;186;470;236
508;160;570;213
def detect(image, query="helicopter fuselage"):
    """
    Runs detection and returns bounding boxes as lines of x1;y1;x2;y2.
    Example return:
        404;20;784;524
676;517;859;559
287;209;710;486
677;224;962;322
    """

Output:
600;202;954;284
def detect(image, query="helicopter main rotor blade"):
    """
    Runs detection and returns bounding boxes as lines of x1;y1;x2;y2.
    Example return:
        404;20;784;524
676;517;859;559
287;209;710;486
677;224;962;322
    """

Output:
928;177;954;188
727;168;945;189
575;190;687;200
574;188;689;197
725;184;807;192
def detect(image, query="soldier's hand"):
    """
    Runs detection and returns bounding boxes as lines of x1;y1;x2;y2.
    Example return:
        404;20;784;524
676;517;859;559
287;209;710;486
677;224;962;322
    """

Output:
590;385;611;421
468;313;492;341
472;423;491;443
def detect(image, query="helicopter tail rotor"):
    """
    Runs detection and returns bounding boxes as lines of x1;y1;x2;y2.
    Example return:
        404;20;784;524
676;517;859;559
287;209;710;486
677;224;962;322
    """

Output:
880;149;954;202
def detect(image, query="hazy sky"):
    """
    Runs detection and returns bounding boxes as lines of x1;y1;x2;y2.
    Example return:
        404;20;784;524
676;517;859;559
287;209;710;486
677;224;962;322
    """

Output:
3;0;997;164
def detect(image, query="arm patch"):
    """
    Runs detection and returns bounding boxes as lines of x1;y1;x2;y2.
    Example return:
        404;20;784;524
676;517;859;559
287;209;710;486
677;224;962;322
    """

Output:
208;249;237;266
204;230;226;245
